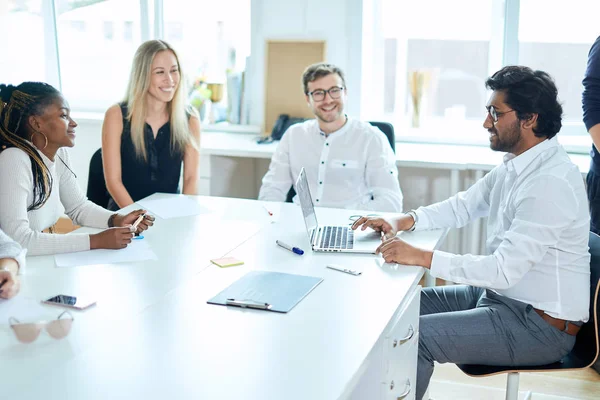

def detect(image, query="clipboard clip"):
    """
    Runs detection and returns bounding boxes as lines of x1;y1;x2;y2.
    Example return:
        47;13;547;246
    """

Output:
225;298;272;310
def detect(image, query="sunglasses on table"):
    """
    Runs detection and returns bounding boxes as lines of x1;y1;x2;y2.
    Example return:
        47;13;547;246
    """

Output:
9;310;74;343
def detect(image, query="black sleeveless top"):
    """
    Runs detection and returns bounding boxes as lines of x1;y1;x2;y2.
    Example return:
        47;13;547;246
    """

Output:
109;103;183;209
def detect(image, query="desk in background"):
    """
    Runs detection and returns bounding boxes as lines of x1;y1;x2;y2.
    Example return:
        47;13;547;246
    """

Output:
1;194;447;400
198;131;590;260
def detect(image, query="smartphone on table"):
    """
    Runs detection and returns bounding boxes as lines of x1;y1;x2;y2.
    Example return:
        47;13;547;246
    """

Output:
42;295;96;310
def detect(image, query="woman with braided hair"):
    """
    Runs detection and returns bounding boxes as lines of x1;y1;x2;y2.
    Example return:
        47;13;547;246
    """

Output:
0;82;154;255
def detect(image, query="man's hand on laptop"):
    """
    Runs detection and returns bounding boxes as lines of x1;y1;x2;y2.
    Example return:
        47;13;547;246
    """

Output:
351;217;397;240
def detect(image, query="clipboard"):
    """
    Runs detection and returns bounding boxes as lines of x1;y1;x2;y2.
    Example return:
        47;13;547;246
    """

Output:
207;270;323;313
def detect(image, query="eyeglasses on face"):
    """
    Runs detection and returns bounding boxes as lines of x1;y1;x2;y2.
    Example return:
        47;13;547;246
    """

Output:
486;105;516;123
307;86;345;102
9;310;74;343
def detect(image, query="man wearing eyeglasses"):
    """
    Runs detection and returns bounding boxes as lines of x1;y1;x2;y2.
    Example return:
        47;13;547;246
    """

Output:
0;228;24;299
352;66;590;400
258;62;403;212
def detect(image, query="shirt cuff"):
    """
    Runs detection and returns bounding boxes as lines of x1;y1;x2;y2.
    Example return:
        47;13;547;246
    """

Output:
14;248;27;275
429;250;453;281
414;207;432;231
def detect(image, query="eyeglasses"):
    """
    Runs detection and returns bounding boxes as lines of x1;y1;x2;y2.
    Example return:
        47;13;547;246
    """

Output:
486;106;516;123
9;310;74;343
307;86;344;102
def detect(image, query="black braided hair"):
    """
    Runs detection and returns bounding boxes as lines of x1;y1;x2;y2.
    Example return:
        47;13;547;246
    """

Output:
0;82;62;210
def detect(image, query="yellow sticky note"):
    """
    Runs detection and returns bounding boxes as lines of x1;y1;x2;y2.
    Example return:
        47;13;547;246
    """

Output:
210;257;244;268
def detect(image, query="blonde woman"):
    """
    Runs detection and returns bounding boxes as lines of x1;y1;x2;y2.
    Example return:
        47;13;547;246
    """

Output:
102;40;201;210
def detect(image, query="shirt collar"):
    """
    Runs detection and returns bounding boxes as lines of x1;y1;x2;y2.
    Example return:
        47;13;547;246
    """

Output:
318;115;351;138
503;136;558;175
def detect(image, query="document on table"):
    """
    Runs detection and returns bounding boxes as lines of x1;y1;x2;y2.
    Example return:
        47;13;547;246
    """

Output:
137;195;209;219
208;271;323;313
54;239;157;267
0;296;50;324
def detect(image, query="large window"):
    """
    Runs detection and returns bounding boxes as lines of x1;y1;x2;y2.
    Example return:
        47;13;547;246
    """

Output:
379;0;598;147
518;0;600;130
1;0;251;115
56;0;143;112
0;0;58;85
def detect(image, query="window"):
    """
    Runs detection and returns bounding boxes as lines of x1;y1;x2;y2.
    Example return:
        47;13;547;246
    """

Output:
162;0;251;84
378;0;598;148
518;0;600;135
0;0;57;85
56;0;143;112
103;21;114;40
123;21;133;42
3;0;250;116
380;0;495;144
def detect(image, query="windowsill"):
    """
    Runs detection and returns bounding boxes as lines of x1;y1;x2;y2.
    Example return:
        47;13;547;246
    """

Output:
71;111;263;134
72;111;592;155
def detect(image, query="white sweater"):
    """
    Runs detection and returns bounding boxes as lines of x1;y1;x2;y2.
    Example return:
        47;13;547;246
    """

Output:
0;228;26;272
0;146;114;255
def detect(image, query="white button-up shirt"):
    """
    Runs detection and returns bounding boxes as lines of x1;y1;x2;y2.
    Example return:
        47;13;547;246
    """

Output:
415;137;590;322
258;118;403;212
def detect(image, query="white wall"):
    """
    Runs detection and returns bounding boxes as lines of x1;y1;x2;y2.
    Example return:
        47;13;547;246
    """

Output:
247;0;364;127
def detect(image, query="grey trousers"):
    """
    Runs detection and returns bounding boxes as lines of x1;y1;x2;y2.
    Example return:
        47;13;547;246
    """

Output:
416;285;577;400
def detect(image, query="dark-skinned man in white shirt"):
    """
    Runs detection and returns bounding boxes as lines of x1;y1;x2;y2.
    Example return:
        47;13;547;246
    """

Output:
352;65;590;400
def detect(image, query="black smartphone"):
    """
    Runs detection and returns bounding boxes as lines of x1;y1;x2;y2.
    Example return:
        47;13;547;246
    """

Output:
42;295;96;310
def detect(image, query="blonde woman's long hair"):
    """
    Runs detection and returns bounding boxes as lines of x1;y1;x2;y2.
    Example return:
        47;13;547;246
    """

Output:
123;39;199;161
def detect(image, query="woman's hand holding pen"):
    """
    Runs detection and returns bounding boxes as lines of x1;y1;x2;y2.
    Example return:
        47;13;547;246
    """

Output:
90;227;135;250
0;258;20;299
114;209;155;234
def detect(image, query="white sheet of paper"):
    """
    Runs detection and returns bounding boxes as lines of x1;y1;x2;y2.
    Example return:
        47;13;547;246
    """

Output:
137;196;208;219
54;239;157;268
0;296;51;325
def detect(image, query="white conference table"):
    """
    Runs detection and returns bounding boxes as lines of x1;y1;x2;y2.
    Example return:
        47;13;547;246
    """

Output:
1;194;447;400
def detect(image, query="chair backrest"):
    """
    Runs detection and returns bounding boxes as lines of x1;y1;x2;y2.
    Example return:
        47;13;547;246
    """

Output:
582;231;600;370
368;121;395;153
86;148;110;208
284;121;397;203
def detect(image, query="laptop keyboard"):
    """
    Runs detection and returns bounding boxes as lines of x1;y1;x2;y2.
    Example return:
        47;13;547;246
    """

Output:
319;226;354;250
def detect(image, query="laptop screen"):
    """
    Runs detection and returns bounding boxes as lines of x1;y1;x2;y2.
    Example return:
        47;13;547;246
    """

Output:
295;168;318;240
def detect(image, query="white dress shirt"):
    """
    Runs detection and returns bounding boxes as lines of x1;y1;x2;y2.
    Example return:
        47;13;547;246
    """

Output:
258;118;403;212
414;137;590;322
0;147;114;256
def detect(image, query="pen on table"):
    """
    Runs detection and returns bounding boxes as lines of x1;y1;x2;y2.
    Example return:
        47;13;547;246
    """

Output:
276;240;304;255
326;265;362;276
262;204;273;216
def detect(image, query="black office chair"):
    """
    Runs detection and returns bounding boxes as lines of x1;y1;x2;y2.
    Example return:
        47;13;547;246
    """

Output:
86;148;111;208
368;121;395;153
457;231;600;400
284;121;396;203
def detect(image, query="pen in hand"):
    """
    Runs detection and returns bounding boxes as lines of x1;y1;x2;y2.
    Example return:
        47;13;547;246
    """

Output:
276;240;304;255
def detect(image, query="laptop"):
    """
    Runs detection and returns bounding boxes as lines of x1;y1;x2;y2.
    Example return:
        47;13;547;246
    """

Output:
295;167;383;253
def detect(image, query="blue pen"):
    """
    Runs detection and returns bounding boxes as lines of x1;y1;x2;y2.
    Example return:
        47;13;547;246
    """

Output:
276;240;304;255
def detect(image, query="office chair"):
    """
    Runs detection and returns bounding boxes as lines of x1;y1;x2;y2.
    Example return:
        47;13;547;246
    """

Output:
86;148;111;208
457;231;600;400
284;121;396;203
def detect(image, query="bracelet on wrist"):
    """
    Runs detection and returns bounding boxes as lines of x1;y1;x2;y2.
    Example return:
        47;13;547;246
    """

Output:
405;210;418;232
